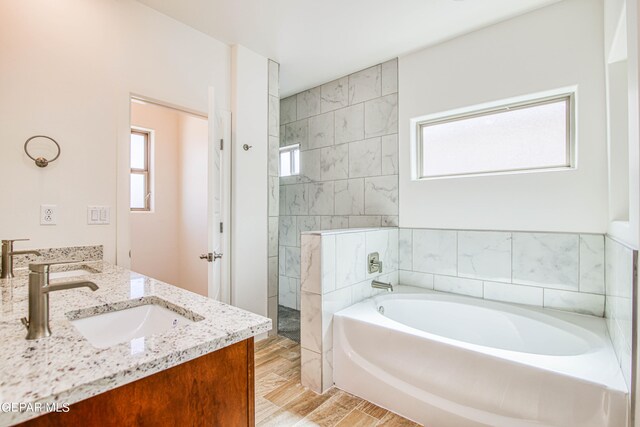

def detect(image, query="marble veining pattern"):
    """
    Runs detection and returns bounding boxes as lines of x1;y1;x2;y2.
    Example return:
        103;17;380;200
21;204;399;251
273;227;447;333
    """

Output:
400;228;607;318
321;216;349;230
364;175;398;215
286;184;308;216
0;262;270;425
349;216;382;228
268;136;279;177
279;216;297;247
297;216;321;246
284;120;309;149
320;144;349;181
348;65;381;105
335;104;364;144
297;87;321;120
309;182;334;215
278;59;398;316
301;149;322;183
412;230;457;276
308;112;335;149
381;215;399;227
512;233;579;290
285;247;301;278
320;77;349;113
399;229;412;270
434;275;483;298
268;95;280;137
381;59;398;96
457;231;511;282
381;134;398;175
334;179;365;216
364;93;398;138
299;229;399;393
605;236;636;388
579;235;605;294
348;137;382;178
280;96;297;125
335;233;366;288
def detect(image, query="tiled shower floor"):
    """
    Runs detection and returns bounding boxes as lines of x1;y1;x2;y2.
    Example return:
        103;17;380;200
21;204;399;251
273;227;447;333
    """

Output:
278;305;300;343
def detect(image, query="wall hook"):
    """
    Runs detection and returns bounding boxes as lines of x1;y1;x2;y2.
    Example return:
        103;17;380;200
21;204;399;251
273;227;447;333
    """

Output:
242;144;252;151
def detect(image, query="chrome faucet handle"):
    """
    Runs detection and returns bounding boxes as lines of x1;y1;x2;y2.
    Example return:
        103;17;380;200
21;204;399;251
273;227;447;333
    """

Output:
2;239;30;244
28;260;82;273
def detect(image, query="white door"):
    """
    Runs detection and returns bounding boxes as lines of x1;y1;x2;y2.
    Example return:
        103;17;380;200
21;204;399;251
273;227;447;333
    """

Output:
207;88;232;303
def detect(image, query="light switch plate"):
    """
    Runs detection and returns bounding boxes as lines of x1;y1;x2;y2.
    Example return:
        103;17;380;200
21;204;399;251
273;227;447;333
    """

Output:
40;205;57;225
87;206;110;225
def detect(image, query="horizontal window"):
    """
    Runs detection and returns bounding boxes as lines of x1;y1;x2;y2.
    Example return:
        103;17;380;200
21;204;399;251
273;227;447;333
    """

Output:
414;92;575;179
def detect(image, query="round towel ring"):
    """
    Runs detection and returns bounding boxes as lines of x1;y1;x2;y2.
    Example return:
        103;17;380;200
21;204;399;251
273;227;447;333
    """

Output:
24;135;61;168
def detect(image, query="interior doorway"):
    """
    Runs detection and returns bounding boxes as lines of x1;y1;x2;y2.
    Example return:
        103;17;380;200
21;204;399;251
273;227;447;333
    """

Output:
127;96;230;300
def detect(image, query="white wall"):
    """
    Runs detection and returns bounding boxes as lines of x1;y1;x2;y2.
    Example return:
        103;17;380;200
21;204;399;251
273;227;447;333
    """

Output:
399;0;608;233
231;45;269;316
130;102;181;285
0;0;230;263
605;0;640;251
177;114;209;295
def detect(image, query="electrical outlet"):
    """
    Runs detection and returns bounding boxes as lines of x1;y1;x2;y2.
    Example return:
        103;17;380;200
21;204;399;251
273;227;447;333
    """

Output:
40;205;57;225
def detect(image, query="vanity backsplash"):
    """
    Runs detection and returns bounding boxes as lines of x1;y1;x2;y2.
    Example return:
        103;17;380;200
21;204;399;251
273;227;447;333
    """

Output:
12;245;103;270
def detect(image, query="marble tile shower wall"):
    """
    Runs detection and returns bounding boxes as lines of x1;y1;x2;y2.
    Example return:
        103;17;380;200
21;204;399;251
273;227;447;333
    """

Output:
399;229;607;316
268;59;280;335
604;236;636;388
300;228;399;393
278;59;399;310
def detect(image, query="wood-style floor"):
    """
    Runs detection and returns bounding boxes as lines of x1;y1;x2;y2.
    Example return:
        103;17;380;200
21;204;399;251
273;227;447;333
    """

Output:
255;336;422;427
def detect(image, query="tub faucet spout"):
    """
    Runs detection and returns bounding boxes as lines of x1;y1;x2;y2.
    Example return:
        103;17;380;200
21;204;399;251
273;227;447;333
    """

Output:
371;280;393;292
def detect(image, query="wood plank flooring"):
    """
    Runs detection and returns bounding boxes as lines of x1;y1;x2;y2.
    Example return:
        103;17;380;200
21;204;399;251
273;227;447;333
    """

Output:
255;336;421;427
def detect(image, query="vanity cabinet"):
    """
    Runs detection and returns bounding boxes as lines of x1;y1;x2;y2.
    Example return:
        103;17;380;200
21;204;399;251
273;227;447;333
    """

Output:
19;338;255;426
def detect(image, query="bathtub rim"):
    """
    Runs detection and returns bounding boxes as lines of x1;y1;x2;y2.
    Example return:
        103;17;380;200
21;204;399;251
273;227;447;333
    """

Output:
335;287;628;394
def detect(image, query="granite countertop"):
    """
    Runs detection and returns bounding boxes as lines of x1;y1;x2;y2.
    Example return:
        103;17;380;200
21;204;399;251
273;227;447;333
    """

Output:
0;262;271;425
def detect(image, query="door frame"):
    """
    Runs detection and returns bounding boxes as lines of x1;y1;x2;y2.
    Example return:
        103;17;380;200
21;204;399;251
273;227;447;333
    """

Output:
116;90;231;301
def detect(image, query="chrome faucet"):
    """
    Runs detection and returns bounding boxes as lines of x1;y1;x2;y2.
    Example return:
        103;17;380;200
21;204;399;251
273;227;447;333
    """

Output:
371;279;393;292
21;261;98;340
1;239;42;279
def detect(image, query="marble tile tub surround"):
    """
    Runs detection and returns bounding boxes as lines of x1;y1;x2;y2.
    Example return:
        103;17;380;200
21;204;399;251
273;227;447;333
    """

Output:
605;236;637;389
268;59;280;336
400;229;607;317
0;261;270;425
279;59;399;312
300;228;399;393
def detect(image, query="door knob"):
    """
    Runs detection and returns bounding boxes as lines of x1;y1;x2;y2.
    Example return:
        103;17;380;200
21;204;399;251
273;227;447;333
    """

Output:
199;252;223;262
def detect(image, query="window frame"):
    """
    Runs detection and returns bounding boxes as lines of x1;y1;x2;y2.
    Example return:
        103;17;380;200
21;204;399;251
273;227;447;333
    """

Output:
412;90;576;180
130;129;151;212
279;144;300;177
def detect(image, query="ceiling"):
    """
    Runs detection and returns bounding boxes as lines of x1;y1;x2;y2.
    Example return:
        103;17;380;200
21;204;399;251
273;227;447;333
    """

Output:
137;0;561;97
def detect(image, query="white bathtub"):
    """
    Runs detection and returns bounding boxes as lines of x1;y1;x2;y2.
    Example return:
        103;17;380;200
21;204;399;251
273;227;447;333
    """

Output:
333;290;629;427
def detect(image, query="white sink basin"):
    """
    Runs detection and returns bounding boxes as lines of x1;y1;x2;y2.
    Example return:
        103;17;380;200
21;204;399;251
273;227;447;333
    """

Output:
71;304;195;349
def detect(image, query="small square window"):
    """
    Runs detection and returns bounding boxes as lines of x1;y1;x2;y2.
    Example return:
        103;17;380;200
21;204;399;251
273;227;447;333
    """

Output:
280;145;300;177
